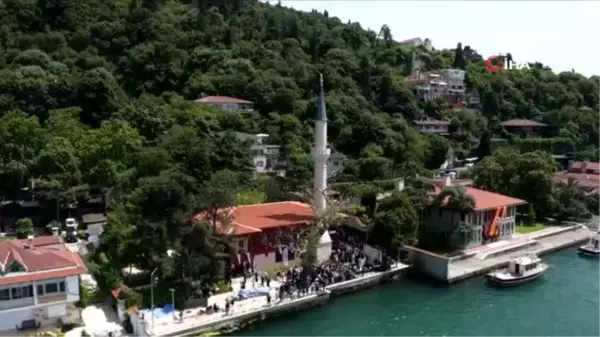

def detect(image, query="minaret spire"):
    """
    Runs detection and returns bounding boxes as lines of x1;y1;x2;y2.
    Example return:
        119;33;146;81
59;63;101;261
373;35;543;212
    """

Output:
312;74;331;214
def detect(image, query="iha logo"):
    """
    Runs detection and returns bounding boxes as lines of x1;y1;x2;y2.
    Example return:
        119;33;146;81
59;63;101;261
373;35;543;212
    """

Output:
486;54;530;73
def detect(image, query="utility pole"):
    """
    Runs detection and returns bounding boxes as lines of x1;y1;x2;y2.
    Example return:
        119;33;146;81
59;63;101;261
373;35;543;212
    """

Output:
169;288;175;320
150;268;158;332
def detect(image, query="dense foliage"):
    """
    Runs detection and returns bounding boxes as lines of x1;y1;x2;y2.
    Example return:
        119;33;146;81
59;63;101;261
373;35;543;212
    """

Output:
1;0;598;297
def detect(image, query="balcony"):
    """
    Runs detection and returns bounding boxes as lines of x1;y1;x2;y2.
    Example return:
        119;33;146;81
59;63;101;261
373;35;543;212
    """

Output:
0;297;35;311
38;294;67;305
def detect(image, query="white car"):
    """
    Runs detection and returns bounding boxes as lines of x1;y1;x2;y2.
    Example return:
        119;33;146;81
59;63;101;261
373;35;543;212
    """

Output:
65;217;78;229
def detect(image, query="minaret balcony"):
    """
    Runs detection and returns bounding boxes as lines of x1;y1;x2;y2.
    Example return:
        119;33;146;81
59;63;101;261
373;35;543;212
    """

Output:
311;147;331;157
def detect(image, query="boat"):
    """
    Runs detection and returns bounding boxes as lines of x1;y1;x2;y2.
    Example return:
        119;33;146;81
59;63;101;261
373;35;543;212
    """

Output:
578;233;599;257
485;254;548;287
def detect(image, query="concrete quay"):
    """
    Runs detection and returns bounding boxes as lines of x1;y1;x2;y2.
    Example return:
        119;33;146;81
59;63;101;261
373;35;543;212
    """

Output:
132;263;410;337
407;224;594;284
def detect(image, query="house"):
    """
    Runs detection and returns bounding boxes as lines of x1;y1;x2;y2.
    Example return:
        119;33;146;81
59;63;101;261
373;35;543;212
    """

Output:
554;161;600;195
414;119;451;136
234;132;346;178
500;119;547;137
234;132;285;176
194;95;254;113
405;69;470;106
400;37;433;51
0;236;88;332
193;202;321;272
423;177;527;248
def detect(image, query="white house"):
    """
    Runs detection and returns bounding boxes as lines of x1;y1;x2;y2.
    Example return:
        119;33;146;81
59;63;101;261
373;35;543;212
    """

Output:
0;236;88;332
194;95;254;113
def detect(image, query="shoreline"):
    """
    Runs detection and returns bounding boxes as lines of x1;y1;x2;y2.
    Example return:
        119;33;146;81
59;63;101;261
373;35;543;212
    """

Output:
407;224;593;284
133;264;410;337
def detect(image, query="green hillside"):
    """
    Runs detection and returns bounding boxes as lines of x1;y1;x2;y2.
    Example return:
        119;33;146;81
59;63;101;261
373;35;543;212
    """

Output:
1;0;597;290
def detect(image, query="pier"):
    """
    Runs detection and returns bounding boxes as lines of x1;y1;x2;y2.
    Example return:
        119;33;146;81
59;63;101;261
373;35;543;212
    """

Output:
406;224;593;284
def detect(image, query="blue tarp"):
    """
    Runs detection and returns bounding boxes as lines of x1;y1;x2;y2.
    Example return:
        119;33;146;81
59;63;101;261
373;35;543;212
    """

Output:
237;287;270;299
140;304;174;319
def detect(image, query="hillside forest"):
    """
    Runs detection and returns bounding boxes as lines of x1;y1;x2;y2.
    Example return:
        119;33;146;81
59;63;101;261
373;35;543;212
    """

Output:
0;0;598;302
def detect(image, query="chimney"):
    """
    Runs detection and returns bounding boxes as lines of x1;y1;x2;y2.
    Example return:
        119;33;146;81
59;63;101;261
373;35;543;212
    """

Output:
27;235;34;249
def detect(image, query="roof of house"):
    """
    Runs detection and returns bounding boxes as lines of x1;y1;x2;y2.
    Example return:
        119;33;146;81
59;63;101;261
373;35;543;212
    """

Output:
0;236;88;286
429;181;527;211
414;119;451;126
194;96;253;104
193;201;314;236
555;171;600;194
500;119;547;127
81;213;107;224
569;161;600;172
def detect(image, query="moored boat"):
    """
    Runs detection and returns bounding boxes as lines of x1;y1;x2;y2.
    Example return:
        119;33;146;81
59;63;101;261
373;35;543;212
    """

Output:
578;233;600;258
485;254;548;287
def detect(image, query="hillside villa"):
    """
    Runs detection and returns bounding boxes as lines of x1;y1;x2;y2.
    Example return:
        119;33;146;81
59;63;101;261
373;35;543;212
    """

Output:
0;236;88;332
194;95;254;113
423;177;527;248
500;119;547;137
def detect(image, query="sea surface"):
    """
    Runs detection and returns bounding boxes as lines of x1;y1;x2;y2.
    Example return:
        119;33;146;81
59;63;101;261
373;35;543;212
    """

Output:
240;248;599;336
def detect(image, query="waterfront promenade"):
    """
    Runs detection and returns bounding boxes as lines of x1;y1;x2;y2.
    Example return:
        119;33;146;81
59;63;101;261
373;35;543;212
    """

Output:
133;263;410;336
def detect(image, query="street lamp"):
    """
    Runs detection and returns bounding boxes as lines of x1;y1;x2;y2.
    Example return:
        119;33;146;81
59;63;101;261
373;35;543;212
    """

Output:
169;288;175;320
150;268;158;333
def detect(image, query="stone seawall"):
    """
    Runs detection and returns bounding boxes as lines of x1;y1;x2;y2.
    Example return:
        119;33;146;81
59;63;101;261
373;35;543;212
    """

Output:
407;225;593;284
164;292;331;337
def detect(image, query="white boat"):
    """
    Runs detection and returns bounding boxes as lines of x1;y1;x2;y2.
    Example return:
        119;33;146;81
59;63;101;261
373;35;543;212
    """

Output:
578;233;599;258
485;255;548;287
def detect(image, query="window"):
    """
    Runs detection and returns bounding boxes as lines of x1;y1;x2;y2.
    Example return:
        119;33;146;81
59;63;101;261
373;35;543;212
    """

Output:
23;285;33;298
238;239;248;253
45;283;58;294
256;160;264;167
37;284;44;296
11;287;22;299
59;282;66;293
332;160;340;166
0;289;9;301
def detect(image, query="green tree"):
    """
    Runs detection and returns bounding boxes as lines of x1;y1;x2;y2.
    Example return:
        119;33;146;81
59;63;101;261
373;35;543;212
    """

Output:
16;218;35;239
452;43;466;69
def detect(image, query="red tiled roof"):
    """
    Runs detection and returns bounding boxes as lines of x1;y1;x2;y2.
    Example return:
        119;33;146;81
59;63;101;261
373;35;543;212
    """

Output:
500;119;546;127
555;171;600;194
569;161;600;172
194;96;253;104
193;202;314;236
429;182;527;211
0;236;88;286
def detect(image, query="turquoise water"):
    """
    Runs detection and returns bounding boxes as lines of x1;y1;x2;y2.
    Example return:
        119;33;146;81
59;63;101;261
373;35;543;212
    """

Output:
241;248;599;336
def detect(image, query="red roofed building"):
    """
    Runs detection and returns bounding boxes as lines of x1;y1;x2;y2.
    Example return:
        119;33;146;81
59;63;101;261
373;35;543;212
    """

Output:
500;119;547;137
193;202;316;272
0;236;88;331
423;177;527;248
554;161;600;195
194;95;254;113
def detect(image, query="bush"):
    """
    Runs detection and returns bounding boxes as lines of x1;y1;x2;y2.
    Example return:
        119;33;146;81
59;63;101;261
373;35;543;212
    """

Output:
119;286;142;308
77;281;90;308
16;218;34;239
214;280;232;294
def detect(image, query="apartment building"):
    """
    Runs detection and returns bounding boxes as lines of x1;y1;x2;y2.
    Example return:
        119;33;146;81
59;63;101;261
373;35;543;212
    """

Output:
414;119;451;136
0;236;88;332
194;95;254;113
405;69;469;107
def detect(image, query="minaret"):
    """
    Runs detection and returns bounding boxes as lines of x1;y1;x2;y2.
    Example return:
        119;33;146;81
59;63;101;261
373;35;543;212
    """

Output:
311;74;331;213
